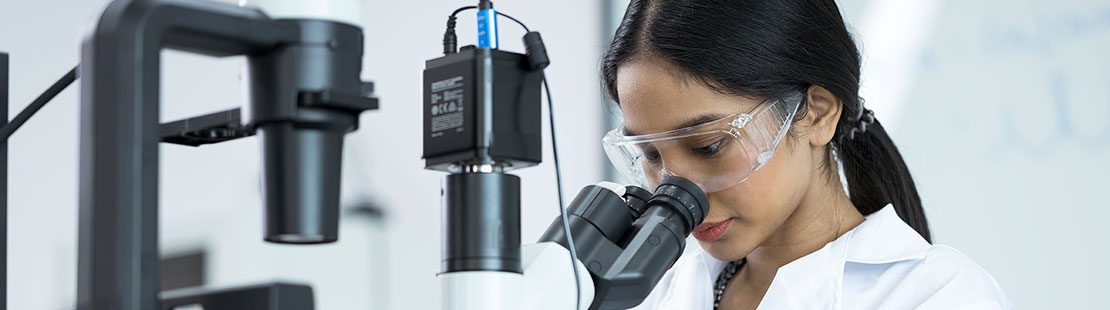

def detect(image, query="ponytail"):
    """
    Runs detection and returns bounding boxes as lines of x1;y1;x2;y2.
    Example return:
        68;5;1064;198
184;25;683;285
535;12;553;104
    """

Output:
837;118;931;243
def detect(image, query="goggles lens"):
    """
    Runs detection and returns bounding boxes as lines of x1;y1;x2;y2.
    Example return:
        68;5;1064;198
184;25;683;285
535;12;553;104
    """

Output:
603;93;802;193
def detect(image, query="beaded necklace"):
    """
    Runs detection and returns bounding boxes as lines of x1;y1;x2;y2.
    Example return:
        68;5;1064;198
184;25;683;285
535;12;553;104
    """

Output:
712;258;746;310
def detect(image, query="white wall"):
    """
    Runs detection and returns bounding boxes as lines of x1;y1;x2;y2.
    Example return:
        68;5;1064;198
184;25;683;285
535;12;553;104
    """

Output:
1;0;607;309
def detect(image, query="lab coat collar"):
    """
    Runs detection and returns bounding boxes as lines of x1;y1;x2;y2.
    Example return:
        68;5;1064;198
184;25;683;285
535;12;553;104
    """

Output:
759;204;931;309
702;204;931;309
844;204;931;264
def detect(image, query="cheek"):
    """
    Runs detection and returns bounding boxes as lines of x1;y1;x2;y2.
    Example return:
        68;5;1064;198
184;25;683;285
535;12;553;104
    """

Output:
706;135;812;221
751;134;813;207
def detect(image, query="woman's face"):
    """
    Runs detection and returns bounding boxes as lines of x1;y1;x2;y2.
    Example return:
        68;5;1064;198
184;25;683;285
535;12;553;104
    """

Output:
616;59;817;261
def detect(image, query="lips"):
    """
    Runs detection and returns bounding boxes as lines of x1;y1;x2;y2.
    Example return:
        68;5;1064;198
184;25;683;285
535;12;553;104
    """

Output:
692;218;732;242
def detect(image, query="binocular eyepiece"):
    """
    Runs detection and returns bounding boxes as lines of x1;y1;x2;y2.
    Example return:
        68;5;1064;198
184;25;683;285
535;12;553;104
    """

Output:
542;176;709;246
539;176;710;309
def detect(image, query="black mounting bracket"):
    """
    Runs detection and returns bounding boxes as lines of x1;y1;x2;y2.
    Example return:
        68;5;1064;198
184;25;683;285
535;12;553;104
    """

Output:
159;282;314;310
160;108;250;147
159;83;379;147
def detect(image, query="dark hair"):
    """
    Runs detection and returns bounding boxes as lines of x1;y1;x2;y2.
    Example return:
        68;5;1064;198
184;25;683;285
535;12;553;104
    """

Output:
603;0;931;242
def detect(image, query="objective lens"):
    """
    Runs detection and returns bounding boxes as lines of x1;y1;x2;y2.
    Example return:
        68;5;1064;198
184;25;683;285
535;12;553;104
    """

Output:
260;122;347;244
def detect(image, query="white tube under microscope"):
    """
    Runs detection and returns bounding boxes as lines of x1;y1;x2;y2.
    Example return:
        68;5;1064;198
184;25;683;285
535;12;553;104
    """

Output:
239;0;366;28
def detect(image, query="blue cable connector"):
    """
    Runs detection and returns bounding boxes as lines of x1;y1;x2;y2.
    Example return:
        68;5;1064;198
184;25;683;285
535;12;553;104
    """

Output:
476;8;499;49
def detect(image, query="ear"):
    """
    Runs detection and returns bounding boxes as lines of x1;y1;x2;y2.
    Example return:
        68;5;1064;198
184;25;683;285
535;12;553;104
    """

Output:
803;85;843;146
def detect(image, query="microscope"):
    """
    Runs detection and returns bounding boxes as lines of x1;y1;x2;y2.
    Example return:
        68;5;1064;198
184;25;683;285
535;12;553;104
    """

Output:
422;1;711;309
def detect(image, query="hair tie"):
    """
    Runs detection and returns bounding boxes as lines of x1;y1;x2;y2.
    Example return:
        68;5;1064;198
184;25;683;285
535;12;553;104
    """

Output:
848;108;875;140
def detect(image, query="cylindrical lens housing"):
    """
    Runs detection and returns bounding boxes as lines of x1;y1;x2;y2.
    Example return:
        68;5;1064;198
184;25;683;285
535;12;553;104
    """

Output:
260;121;348;244
443;173;522;273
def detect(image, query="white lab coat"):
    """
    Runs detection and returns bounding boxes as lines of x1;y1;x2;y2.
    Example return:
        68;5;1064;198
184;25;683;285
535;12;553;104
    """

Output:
630;204;1012;309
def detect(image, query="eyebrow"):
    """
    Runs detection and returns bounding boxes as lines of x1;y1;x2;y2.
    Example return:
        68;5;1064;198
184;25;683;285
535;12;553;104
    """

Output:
624;113;728;136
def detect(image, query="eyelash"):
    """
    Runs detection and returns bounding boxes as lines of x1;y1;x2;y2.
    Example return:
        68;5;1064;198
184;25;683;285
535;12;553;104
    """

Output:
644;150;661;162
641;139;727;164
692;140;724;156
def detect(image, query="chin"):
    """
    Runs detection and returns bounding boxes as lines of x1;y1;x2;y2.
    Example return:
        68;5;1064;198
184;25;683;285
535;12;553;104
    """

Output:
698;239;748;262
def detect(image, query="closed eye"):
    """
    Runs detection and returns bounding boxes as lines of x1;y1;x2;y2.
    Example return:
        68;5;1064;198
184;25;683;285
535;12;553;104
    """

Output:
691;138;729;157
643;149;662;163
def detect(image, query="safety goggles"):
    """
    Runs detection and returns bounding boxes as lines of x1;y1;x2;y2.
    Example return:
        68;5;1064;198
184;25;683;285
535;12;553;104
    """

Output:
603;93;803;193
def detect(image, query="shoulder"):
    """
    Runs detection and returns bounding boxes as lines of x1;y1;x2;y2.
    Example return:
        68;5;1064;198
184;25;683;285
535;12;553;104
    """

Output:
842;205;1012;309
848;244;1012;309
918;245;1008;297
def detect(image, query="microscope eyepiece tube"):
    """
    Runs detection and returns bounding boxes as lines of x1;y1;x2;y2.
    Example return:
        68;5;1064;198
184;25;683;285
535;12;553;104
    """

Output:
622;185;653;218
647;176;710;233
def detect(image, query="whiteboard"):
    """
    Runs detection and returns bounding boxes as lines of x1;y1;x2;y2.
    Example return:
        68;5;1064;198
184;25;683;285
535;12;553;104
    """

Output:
871;0;1110;308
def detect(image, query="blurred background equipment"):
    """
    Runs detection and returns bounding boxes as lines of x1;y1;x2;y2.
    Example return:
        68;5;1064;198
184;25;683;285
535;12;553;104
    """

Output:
4;0;381;308
79;0;379;307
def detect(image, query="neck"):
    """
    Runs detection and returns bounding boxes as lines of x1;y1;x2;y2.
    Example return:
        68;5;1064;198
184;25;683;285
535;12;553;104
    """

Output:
744;164;864;279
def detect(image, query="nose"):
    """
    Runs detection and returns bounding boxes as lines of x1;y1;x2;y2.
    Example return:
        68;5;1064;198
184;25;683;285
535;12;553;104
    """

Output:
652;147;699;186
659;166;677;179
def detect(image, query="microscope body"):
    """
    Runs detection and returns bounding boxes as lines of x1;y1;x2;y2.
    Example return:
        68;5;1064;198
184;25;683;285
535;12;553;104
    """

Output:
422;5;710;307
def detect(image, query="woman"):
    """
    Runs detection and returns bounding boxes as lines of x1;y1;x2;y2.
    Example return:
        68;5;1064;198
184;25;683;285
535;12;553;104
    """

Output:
599;0;1011;309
